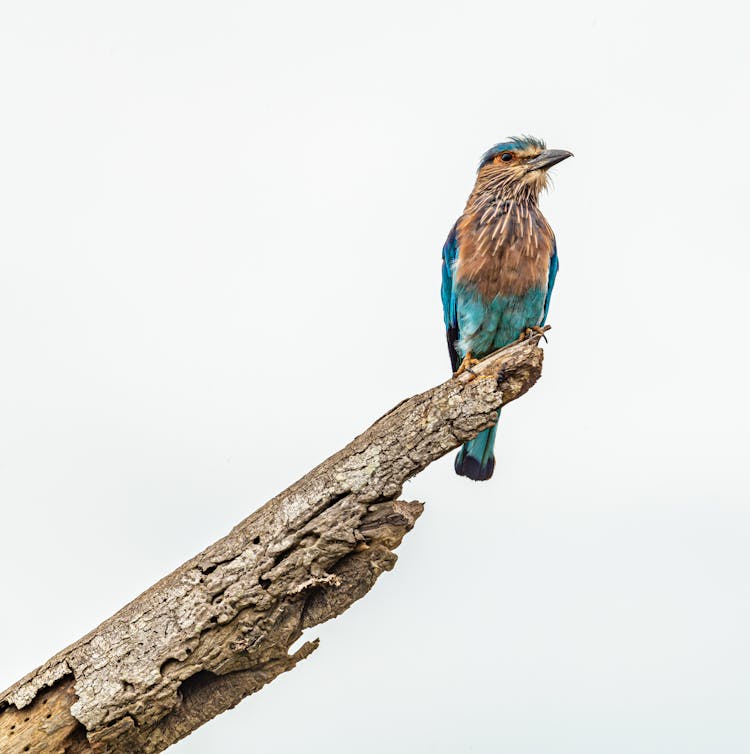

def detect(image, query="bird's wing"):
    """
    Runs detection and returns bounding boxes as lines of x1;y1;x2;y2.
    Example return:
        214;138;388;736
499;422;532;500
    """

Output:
541;241;559;325
441;223;461;371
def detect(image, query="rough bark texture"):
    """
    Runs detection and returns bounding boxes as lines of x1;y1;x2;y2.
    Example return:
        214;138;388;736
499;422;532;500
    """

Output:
0;337;545;754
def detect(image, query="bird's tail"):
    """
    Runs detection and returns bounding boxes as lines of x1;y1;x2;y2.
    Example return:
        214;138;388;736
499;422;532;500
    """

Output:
454;423;498;481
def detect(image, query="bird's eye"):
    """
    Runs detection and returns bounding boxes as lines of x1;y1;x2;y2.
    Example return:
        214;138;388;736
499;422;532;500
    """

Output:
500;152;514;162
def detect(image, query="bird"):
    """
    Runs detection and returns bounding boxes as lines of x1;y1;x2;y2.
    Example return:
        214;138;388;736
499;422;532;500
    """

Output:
441;135;571;481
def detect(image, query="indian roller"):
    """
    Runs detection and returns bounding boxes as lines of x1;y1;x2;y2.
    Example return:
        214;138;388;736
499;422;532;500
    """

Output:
441;136;572;481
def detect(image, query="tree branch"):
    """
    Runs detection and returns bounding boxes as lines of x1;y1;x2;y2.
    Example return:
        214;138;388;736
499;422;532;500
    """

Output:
0;336;545;754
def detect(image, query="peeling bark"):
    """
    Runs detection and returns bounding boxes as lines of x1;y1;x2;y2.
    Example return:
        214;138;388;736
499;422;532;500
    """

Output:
0;337;545;754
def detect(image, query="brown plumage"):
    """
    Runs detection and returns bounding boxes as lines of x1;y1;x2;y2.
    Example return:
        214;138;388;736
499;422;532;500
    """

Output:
456;199;555;300
454;141;557;301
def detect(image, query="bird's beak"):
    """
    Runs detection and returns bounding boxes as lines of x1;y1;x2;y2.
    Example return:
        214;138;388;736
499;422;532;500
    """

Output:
526;149;573;172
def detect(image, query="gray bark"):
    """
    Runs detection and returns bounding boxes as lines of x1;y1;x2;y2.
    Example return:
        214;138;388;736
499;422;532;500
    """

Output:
0;337;545;754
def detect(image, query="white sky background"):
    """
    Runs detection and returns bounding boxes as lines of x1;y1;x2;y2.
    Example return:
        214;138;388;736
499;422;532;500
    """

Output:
1;1;749;752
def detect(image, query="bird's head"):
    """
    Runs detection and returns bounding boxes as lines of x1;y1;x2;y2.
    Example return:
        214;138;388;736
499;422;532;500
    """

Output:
476;135;572;201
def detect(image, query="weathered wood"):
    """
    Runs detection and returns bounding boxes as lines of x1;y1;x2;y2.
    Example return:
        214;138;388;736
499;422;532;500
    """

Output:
0;336;545;754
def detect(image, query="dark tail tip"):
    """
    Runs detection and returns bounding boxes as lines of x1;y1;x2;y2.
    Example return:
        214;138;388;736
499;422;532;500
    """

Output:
454;452;495;481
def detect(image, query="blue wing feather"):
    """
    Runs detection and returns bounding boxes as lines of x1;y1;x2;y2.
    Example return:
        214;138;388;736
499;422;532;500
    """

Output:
541;242;558;325
441;223;461;371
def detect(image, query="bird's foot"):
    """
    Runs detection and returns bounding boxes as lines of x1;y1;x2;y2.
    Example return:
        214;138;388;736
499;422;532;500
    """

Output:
517;325;551;343
454;352;481;379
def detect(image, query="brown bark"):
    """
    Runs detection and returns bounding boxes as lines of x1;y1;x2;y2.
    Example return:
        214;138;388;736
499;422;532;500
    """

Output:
0;336;545;754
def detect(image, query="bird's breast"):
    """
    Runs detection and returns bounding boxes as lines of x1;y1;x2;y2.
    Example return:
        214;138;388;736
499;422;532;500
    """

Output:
454;200;554;301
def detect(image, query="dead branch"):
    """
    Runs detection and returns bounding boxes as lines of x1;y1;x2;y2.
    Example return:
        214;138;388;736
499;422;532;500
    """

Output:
0;336;545;754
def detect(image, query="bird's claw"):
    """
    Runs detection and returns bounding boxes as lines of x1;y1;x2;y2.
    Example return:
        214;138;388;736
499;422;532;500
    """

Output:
517;325;551;343
456;353;509;385
454;352;481;378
